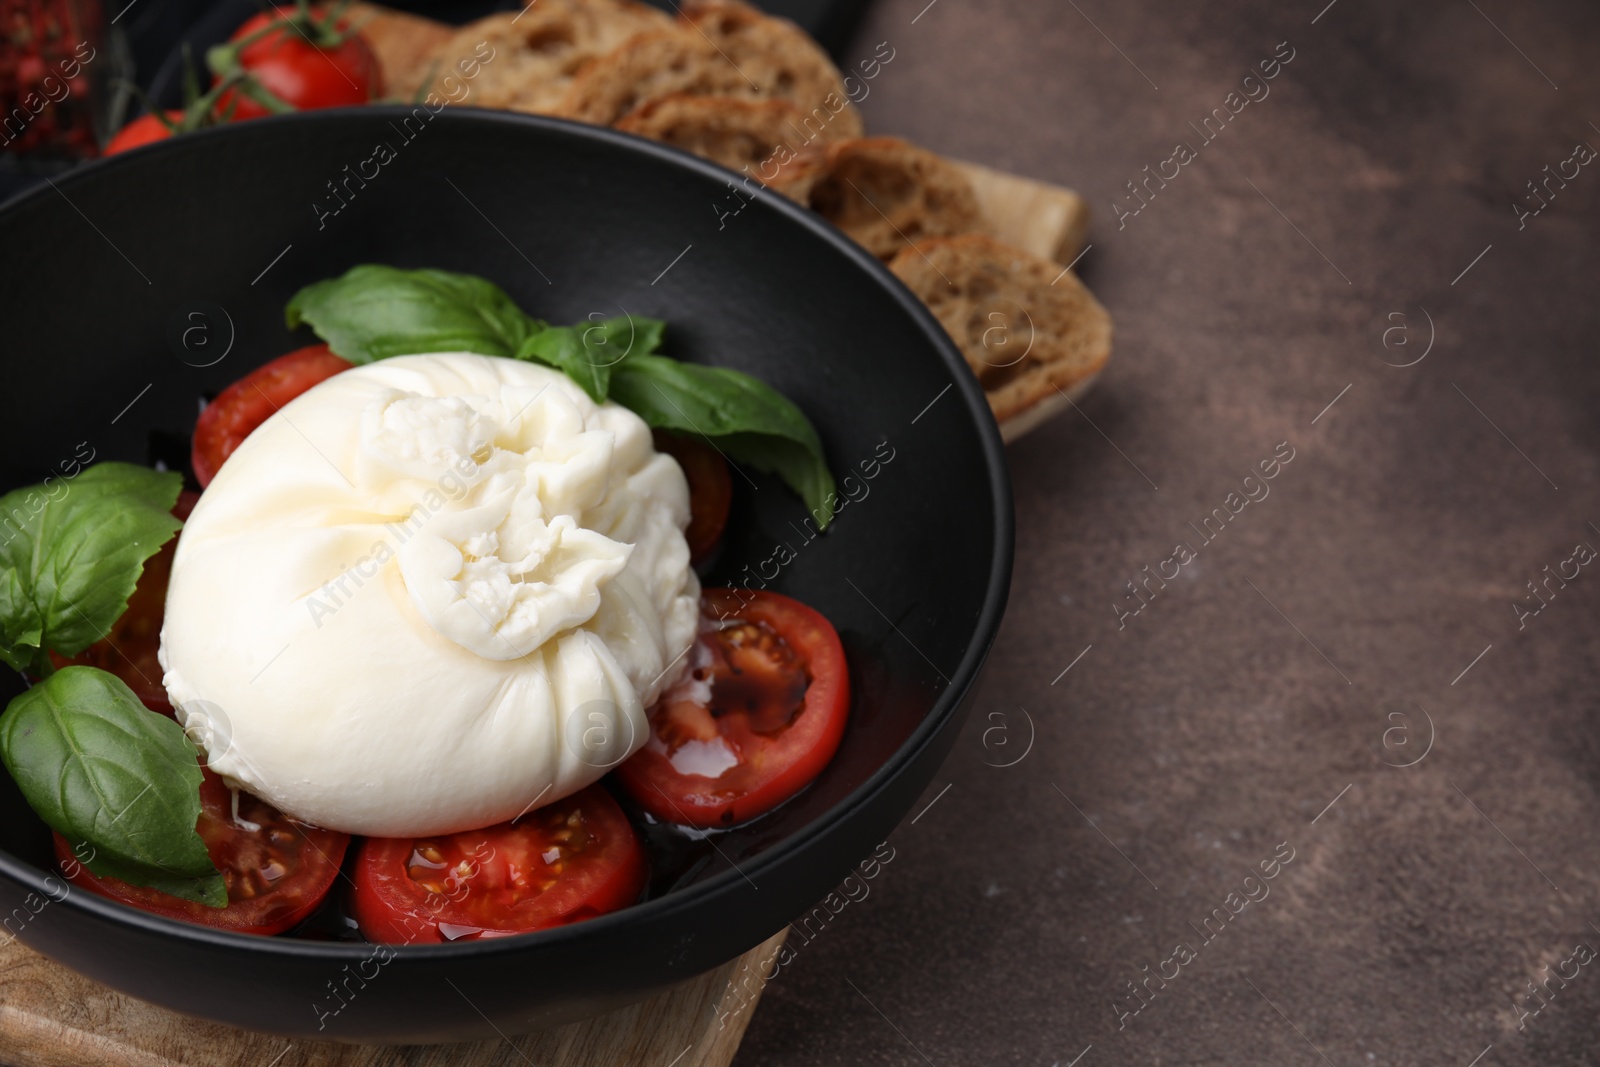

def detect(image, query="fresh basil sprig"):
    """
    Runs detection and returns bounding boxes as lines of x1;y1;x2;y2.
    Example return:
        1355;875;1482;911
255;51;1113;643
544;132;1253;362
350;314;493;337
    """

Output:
0;667;225;907
286;265;546;365
519;316;666;403
285;265;645;402
285;266;836;526
0;464;214;904
0;463;183;678
609;356;836;526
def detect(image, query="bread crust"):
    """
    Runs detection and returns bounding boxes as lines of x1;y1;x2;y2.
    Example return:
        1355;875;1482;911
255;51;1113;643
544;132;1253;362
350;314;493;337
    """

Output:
774;137;986;261
423;0;669;114
888;234;1112;428
552;26;755;125
419;0;862;159
614;93;847;185
679;0;863;138
555;1;862;134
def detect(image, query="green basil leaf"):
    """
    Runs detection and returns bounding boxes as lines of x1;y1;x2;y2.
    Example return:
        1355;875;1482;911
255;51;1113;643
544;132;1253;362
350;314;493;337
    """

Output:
0;463;182;677
518;326;608;403
71;849;226;907
285;265;546;363
578;315;664;364
0;666;225;908
284;266;832;522
716;432;838;526
0;566;39;676
608;355;837;527
515;315;667;403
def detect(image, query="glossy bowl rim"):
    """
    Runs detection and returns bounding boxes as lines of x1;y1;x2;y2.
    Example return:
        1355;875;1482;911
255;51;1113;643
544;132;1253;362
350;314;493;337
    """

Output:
0;105;1016;961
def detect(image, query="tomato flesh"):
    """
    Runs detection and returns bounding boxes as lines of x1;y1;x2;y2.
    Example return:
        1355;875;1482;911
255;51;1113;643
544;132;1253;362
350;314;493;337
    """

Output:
104;111;183;155
616;589;850;828
54;769;349;936
49;491;197;715
351;786;647;944
653;431;732;565
216;10;380;121
192;344;351;486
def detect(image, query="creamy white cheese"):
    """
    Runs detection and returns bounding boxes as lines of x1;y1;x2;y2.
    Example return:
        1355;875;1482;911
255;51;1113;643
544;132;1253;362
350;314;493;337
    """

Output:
159;353;699;836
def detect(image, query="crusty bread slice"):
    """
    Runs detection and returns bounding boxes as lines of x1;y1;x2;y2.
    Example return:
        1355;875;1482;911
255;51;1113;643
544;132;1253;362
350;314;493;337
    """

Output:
614;93;847;186
553;26;763;126
888;234;1112;434
679;0;863;138
423;0;669;114
555;10;862;131
772;137;986;261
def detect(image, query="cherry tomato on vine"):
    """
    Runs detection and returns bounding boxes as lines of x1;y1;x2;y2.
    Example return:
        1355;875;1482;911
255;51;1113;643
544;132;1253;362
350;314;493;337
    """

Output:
212;8;380;121
104;111;185;155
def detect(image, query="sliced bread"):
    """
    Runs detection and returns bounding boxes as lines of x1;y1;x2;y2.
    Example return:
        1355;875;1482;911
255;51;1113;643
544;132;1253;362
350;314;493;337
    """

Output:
552;26;756;125
555;0;862;131
423;0;670;114
679;0;863;138
614;92;848;183
774;137;986;260
888;234;1112;435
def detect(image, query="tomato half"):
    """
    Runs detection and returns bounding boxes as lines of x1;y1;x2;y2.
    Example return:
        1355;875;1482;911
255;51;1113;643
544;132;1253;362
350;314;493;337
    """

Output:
351;786;646;944
615;589;849;828
192;344;351;487
214;9;380;121
104;111;183;155
653;431;732;565
49;491;197;714
54;769;349;935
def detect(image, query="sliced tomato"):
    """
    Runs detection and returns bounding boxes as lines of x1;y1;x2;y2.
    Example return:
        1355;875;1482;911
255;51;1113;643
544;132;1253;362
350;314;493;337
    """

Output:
214;9;380;121
653;431;732;565
104;111;184;155
192;344;351;487
615;589;849;828
54;769;349;936
351;786;647;944
49;490;197;715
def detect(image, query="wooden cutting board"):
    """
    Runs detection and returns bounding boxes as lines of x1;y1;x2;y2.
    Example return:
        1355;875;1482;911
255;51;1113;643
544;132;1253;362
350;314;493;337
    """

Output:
0;930;787;1067
953;158;1089;266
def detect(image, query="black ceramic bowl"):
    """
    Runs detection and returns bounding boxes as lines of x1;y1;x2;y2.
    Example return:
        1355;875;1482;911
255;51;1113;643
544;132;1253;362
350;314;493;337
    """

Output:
0;108;1011;1043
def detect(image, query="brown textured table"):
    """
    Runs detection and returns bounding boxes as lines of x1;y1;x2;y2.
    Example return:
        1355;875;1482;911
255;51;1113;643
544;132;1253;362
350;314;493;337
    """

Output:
739;1;1600;1065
